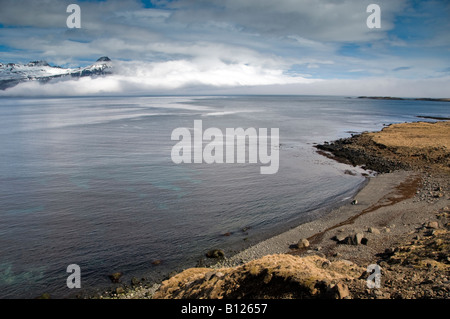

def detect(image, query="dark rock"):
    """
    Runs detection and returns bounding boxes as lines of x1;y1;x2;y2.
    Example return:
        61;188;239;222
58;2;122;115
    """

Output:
206;249;225;259
131;277;140;286
108;272;123;283
425;229;436;237
340;233;365;245
97;56;111;62
27;61;50;67
315;134;410;174
340;236;354;245
115;287;125;294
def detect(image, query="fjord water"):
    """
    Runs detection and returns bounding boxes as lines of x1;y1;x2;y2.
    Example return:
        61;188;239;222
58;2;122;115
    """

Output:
0;95;447;298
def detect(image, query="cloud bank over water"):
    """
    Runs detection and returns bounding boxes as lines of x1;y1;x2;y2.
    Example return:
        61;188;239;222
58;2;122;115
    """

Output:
4;70;448;98
0;59;318;96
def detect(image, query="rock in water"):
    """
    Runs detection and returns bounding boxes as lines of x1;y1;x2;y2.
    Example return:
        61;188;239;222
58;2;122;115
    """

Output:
131;277;140;286
206;249;225;258
108;272;123;283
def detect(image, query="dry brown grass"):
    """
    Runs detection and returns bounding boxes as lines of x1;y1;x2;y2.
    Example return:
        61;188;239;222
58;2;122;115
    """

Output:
368;121;450;149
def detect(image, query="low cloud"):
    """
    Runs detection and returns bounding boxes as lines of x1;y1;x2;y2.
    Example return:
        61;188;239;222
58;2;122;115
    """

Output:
0;59;317;96
3;60;449;98
207;76;450;99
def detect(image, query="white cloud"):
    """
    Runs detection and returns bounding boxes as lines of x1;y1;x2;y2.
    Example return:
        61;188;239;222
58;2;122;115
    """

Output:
0;0;448;97
0;0;142;28
167;0;407;42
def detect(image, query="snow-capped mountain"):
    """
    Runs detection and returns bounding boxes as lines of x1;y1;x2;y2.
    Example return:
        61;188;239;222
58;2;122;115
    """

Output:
0;57;113;90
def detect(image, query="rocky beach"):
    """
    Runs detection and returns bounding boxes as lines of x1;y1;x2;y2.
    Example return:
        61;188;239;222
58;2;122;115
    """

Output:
93;121;449;300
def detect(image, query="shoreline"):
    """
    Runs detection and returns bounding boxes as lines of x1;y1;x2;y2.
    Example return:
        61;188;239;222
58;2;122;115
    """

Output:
357;96;450;103
93;121;449;299
211;169;446;270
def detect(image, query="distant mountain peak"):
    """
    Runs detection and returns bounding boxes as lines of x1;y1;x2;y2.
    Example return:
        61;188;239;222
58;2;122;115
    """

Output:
96;56;111;62
27;61;50;67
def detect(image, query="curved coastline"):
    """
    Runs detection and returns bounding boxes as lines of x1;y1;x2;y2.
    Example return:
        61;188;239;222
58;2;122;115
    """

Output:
90;120;449;299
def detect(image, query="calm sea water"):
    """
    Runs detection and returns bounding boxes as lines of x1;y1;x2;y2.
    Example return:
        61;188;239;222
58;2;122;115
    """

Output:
0;95;448;298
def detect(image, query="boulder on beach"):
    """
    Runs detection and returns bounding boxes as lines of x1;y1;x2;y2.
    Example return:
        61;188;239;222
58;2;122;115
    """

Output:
425;221;439;229
297;238;310;248
338;232;365;245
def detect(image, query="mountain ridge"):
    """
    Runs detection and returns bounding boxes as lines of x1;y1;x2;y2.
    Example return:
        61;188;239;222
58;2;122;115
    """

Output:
0;57;113;90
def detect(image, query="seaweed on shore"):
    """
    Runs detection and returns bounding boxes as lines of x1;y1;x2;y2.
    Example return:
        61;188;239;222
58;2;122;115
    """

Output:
314;134;410;174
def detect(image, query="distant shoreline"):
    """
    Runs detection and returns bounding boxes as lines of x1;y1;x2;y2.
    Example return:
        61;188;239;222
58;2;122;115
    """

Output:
357;96;450;102
417;115;450;120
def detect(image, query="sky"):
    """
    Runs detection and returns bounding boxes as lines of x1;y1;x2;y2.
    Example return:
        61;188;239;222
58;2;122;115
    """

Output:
0;0;449;97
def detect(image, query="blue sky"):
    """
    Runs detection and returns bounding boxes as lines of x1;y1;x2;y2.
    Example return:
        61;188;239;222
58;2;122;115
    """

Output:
0;0;449;96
